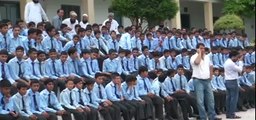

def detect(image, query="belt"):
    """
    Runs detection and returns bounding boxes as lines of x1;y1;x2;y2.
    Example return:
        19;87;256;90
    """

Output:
192;77;209;80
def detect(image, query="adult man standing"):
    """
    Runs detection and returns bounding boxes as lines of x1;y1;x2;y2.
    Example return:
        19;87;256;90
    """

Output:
80;14;89;29
223;50;243;119
190;43;221;120
24;0;49;25
52;9;64;30
103;13;119;31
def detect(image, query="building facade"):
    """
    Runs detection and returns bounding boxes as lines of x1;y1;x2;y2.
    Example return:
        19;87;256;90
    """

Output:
0;0;255;40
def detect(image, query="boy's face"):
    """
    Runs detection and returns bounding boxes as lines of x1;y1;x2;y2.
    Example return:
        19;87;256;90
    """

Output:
82;53;90;59
0;54;8;63
109;52;117;59
70;52;78;59
54;34;60;40
48;29;56;36
143;49;149;56
16;50;24;58
119;52;125;58
31;83;40;92
91;52;98;59
0;26;8;34
36;34;43;42
30;32;37;39
135;32;141;37
113;76;122;85
96;76;104;84
73;37;79;43
140;35;145;40
19;87;27;96
111;32;116;39
62;27;68;33
87;84;94;91
132;50;138;57
49;52;57;60
29;51;37;60
245;68;252;73
164;52;170;57
66;81;74;90
147;35;153;40
38;54;46;61
60;54;68;62
95;33;101;38
177;68;184;75
141;71;148;78
214;70;219;75
46;82;54;91
75;81;83;89
13;27;21;36
85;30;92;36
0;87;11;96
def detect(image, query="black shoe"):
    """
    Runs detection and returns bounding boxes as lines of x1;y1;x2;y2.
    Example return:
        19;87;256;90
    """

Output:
245;104;251;109
250;104;255;108
214;117;222;120
226;115;241;119
239;106;247;111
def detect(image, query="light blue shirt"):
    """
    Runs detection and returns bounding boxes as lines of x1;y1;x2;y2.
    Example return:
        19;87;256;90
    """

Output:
175;54;190;70
12;92;33;117
40;89;64;113
7;34;24;54
105;81;123;101
93;83;108;103
107;39;119;52
181;38;193;50
163;37;173;50
56;59;70;78
42;36;62;53
173;74;189;93
151;78;161;96
60;88;80;110
38;61;49;78
187;79;194;92
211;75;226;91
137;54;150;69
59;31;72;42
143;38;159;52
170;36;183;51
119;33;132;50
66;57;81;78
244;53;255;65
63;40;82;54
80;57;94;78
24;58;43;80
149;58;160;71
121;82;142;101
0;32;10;49
72;87;88;108
22;38;36;53
27;89;45;114
0;62;15;84
83;88;99;109
136;75;153;96
0;93;15;114
239;73;253;86
33;42;44;51
131;36;142;51
102;58;122;75
169;57;178;70
90;59;101;73
162;76;176;97
45;58;59;79
123;57;135;73
7;57;26;81
91;37;109;55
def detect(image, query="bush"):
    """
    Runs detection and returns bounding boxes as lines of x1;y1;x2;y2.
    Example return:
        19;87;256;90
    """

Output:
214;14;245;31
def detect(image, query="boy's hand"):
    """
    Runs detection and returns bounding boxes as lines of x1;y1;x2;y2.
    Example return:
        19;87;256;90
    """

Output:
29;115;37;120
42;112;49;118
77;108;84;112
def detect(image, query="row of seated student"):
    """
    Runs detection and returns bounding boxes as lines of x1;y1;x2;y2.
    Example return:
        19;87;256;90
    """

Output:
1;62;255;120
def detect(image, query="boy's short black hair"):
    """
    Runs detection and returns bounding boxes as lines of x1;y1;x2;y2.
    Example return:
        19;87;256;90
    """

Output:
111;72;120;79
167;69;176;76
60;24;68;29
91;48;99;54
125;50;131;56
118;48;126;54
49;48;57;54
28;48;37;54
0;80;12;88
0;49;8;55
28;28;38;35
108;49;117;54
73;77;82;84
30;80;40;86
78;28;86;34
213;68;220;72
68;47;77;55
85;78;95;85
16;46;24;51
138;66;148;74
16;82;28;90
37;50;46;56
181;48;188;53
60;51;68;56
95;73;105;79
163;49;170;54
73;35;79;39
158;74;167;83
65;79;74;84
148;71;157;80
81;49;91;55
132;48;139;51
125;75;137;83
142;46;148;52
44;78;54;85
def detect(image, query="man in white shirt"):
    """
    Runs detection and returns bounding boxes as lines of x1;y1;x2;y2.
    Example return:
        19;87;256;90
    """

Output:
24;0;49;25
79;14;89;29
62;11;79;31
223;50;243;119
102;13;119;31
190;43;221;120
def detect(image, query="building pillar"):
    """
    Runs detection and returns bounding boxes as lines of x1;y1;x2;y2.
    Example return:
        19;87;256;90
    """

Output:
20;0;31;20
204;1;213;32
171;0;181;29
81;0;95;23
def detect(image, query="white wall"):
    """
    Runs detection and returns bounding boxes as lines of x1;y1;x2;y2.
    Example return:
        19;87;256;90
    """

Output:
244;16;255;41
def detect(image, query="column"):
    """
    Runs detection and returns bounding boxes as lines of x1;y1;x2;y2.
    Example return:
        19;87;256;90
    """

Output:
81;0;95;23
20;0;31;20
204;1;213;32
171;0;181;29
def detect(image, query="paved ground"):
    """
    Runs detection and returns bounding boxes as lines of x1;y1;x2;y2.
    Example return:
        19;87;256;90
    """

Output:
217;108;255;120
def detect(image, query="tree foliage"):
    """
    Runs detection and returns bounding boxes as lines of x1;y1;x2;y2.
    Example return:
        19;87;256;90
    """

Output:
223;0;255;18
111;0;178;27
214;14;244;31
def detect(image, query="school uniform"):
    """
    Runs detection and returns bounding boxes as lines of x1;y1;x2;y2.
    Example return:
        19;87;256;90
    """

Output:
191;35;204;49
244;52;255;65
219;38;228;48
58;31;72;42
107;39;120;52
42;36;62;53
33;42;44;51
159;56;171;71
148;58;160;71
143;38;159;52
163;37;174;50
105;81;136;120
131;36;142;51
137;54;150;69
24;58;44;80
90;58;101;74
239;73;255;107
60;88;87;120
123;57;136;74
40;89;72;120
169;57;178;70
63;40;82;54
203;38;211;49
117;56;130;76
80;57;95;78
0;62;15;84
211;39;221;47
22;38;36;53
121;82;145;120
211;75;226;113
91;37;109;56
7;34;24;54
93;83;121;120
38;60;49;78
171;36;184;51
0;32;10;50
8;57;27;81
72;87;98;120
181;38;193;50
84;88;112;120
102;58;122;75
175;54;190;70
136;75;164;119
119;32;132;50
28;89;57;120
45;58;66;92
131;55;139;72
0;93;29;120
66;57;82;78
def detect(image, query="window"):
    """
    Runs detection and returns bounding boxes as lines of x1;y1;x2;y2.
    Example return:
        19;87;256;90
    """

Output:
0;1;20;24
61;5;81;21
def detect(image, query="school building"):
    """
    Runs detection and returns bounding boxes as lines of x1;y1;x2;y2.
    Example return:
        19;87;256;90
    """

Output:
0;0;255;40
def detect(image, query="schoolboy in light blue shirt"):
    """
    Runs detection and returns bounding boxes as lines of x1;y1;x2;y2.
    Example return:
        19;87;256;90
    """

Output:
91;30;109;56
40;79;72;120
37;51;49;78
67;47;83;79
0;23;10;50
8;46;28;85
42;26;61;53
117;49;129;75
102;49;122;75
63;35;82;54
22;28;37;54
159;49;171;71
0;49;15;84
131;48;139;72
33;30;44;51
90;48;101;74
7;25;24;55
171;32;184;51
107;31;119;52
181;33;193;50
148;52;160;72
137;46;151;69
56;51;70;78
130;30;142;51
169;49;178;69
80;49;94;78
143;33;159;52
58;24;72;43
244;46;255;65
163;31;174;50
175;48;190;70
119;27;132;50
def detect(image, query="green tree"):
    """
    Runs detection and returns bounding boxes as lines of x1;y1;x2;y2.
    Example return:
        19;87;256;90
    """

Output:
223;0;255;18
111;0;178;27
214;14;244;31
